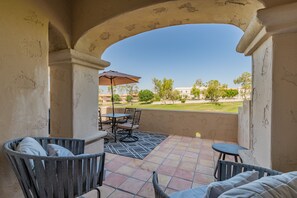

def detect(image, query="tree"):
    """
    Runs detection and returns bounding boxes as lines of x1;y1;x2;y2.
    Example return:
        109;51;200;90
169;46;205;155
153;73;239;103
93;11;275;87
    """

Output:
169;90;181;104
138;89;154;103
194;79;204;87
222;89;239;99
112;94;121;103
204;80;224;103
152;78;174;103
126;95;133;104
115;85;125;95
191;86;200;99
233;72;252;100
154;94;161;101
125;83;139;95
115;84;139;95
191;79;204;99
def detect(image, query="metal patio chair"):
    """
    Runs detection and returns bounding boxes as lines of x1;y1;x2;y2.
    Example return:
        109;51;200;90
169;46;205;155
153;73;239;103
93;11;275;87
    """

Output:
116;107;136;124
98;107;112;130
3;137;105;198
117;109;141;142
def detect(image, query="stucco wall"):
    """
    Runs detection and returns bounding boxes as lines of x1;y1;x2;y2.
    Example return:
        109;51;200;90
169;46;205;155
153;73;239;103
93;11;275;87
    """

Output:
73;65;99;139
238;100;251;149
251;37;273;168
109;108;238;142
0;1;49;196
50;64;73;137
271;33;297;172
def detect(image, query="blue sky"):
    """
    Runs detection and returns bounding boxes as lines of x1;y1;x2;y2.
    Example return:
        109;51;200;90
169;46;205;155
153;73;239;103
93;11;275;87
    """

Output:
101;24;251;91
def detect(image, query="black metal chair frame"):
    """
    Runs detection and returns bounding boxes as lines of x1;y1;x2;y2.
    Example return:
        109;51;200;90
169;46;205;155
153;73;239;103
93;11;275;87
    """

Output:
98;108;112;130
118;110;141;142
3;137;105;198
153;160;282;198
116;108;136;135
116;107;136;124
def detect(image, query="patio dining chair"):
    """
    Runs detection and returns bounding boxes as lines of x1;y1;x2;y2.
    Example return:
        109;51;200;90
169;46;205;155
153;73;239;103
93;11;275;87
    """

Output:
117;109;141;142
3;137;105;198
116;107;136;124
98;107;112;130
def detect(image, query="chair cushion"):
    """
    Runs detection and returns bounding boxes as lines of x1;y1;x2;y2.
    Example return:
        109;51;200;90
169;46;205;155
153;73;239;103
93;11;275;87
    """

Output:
205;170;259;198
219;171;297;198
117;123;131;128
47;144;74;157
170;185;208;198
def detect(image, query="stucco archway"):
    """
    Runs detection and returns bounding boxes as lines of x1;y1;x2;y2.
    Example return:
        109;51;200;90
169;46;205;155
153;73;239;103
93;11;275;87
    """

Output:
71;0;297;172
74;0;264;58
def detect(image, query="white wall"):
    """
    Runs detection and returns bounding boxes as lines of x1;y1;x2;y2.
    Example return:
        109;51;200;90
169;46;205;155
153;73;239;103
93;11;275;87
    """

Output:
238;100;251;149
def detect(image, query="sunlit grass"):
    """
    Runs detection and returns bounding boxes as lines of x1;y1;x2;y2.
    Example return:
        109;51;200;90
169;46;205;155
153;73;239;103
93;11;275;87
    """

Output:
107;101;243;113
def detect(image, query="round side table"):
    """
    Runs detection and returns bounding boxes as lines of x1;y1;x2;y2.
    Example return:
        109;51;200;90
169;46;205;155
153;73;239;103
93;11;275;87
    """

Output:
212;143;247;179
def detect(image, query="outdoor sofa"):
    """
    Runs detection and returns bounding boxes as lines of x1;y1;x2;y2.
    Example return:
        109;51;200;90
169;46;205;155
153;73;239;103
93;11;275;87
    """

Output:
153;160;297;197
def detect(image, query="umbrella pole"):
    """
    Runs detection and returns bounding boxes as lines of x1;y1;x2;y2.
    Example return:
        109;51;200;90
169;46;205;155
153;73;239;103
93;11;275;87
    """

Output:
110;78;115;116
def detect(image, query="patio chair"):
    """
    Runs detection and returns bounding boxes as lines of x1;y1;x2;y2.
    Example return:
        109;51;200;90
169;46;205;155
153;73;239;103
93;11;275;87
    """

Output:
98;107;112;130
116;107;136;124
153;160;282;198
3;137;105;198
117;109;141;142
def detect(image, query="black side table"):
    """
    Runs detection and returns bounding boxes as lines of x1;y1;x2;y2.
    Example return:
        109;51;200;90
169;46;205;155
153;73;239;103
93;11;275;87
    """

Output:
212;143;247;179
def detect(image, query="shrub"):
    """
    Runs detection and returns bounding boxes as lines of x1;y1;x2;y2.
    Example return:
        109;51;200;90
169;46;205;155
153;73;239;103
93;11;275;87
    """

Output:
154;94;161;101
138;89;154;103
112;94;121;103
180;98;186;103
126;95;133;103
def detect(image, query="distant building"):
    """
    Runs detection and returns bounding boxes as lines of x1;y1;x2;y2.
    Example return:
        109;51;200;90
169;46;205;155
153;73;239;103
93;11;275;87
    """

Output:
174;86;206;99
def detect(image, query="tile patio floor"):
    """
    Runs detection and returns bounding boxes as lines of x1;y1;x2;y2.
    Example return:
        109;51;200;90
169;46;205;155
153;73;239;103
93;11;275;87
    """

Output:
85;135;236;198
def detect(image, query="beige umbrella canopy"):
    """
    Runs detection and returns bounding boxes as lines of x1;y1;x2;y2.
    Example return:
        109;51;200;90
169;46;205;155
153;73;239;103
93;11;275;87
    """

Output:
98;70;141;115
99;70;141;86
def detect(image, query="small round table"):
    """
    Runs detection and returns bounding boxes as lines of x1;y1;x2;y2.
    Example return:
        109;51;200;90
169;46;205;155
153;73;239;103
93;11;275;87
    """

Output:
212;143;247;179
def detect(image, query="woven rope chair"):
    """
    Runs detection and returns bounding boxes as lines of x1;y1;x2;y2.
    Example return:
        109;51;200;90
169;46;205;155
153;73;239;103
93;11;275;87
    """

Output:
153;160;282;198
3;137;105;198
218;160;282;181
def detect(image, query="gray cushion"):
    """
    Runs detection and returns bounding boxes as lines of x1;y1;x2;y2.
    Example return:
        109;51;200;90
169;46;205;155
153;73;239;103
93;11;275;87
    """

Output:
219;171;297;198
170;185;207;198
16;137;47;169
16;137;47;156
47;144;74;157
205;171;259;198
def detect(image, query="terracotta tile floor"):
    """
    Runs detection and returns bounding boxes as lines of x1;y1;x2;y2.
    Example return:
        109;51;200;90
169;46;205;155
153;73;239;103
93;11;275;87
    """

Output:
85;135;236;198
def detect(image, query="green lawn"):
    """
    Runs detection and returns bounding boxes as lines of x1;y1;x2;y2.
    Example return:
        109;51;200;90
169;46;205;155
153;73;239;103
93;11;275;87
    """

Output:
111;101;243;113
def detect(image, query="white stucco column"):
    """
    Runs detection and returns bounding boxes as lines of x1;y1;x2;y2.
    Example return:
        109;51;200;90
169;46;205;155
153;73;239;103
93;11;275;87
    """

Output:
49;49;109;152
238;2;297;172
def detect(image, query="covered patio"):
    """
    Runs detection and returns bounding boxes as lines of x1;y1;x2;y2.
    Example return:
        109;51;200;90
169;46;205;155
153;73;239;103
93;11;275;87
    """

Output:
1;0;297;197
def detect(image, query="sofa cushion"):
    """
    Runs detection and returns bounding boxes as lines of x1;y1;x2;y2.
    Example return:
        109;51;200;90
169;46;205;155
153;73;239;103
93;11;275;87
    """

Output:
205;170;259;198
219;171;297;198
16;137;47;169
47;144;74;157
16;137;47;156
170;185;207;198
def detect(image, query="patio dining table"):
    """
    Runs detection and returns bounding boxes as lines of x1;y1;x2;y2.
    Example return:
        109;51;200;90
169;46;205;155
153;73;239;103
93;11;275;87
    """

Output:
102;113;130;142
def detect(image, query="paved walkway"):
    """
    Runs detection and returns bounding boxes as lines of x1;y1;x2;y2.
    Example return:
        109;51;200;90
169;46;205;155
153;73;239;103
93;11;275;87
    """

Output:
85;135;235;198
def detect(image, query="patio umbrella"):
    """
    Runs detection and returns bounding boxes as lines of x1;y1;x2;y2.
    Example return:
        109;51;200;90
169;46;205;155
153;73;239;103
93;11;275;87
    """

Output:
98;70;141;115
